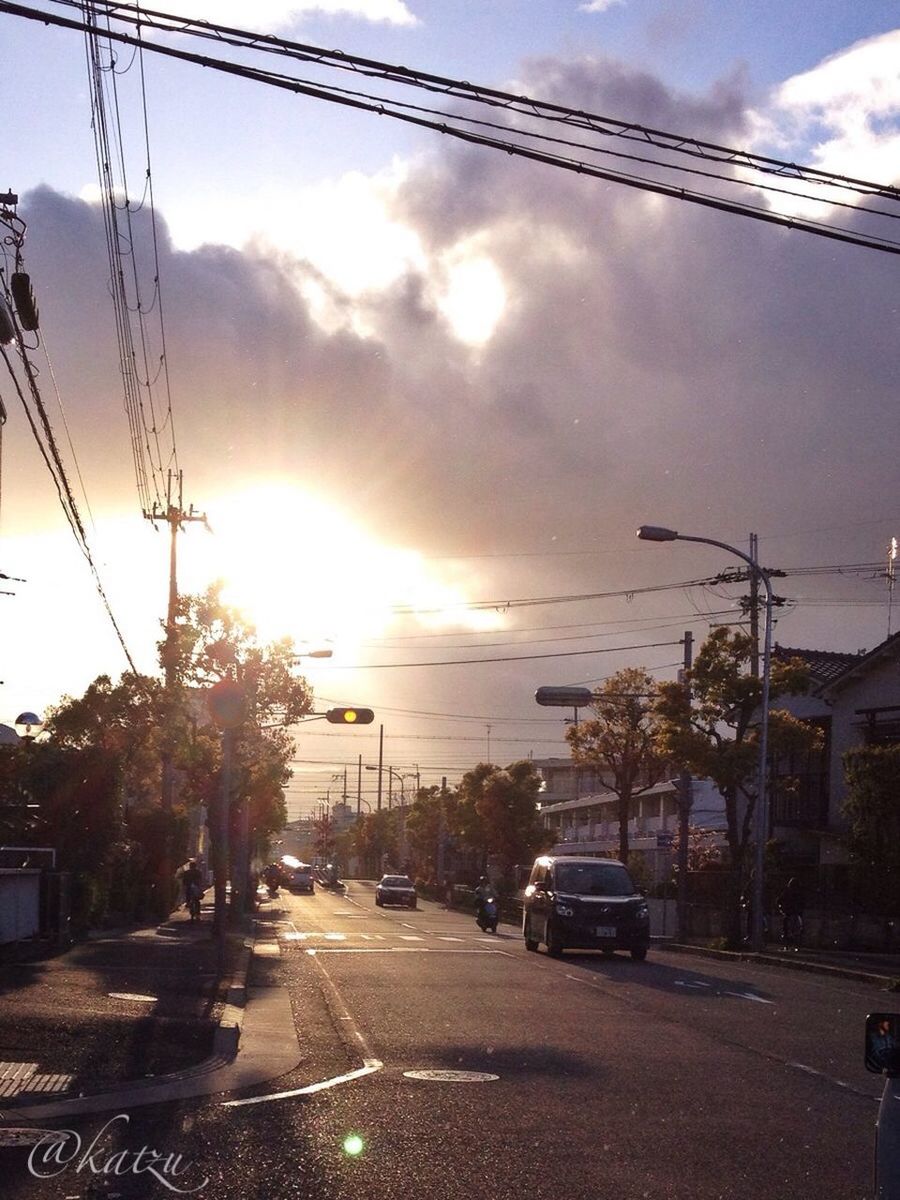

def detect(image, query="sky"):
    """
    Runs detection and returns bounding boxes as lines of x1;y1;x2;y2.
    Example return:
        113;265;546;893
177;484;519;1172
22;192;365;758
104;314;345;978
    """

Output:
2;0;899;818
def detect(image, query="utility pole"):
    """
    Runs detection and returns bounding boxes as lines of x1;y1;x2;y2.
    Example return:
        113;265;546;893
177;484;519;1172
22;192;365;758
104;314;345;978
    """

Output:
437;775;447;892
749;532;759;677
357;754;362;816
377;724;384;811
677;630;693;942
152;470;208;799
147;471;207;917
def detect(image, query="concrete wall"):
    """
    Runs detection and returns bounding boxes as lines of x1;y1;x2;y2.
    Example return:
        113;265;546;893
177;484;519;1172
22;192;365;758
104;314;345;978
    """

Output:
0;869;40;943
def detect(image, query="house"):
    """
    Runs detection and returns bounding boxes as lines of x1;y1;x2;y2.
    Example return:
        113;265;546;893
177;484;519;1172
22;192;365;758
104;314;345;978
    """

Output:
770;631;900;873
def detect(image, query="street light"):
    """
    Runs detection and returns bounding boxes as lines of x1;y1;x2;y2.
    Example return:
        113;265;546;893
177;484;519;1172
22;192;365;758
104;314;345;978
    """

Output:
365;763;403;808
14;711;43;741
637;524;773;953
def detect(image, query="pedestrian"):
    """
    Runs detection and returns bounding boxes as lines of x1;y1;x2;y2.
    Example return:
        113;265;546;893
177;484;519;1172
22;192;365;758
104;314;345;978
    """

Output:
776;876;805;948
869;1018;899;1072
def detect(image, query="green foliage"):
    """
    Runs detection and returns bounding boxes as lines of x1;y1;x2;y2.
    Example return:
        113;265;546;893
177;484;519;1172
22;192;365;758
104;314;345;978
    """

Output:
349;809;399;874
655;628;813;864
567;667;667;862
405;785;457;877
457;760;546;872
654;627;814;947
843;744;900;915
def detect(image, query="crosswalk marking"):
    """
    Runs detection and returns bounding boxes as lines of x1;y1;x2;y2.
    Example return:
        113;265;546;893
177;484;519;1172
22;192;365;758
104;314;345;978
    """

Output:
399;935;424;941
436;936;463;942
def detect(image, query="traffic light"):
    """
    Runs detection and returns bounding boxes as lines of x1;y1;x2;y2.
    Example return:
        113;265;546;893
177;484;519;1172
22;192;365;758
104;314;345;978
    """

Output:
325;707;374;725
11;272;39;332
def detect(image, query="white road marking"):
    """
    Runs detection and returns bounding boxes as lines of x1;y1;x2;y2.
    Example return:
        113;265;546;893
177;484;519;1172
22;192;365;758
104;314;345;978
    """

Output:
437;936;463;942
304;947;498;954
252;943;281;957
399;935;424;941
223;1060;383;1107
723;991;775;1005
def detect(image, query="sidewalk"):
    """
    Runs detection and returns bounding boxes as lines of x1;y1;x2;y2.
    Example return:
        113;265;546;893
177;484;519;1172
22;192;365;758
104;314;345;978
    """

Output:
0;901;247;1110
662;939;900;987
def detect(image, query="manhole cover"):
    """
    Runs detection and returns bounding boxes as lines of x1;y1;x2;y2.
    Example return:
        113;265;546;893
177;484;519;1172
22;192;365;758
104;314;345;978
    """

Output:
108;992;158;1002
0;1128;71;1148
403;1070;499;1083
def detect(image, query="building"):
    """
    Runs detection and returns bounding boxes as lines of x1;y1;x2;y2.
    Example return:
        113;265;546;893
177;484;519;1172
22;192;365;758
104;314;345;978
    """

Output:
770;632;900;870
532;757;727;882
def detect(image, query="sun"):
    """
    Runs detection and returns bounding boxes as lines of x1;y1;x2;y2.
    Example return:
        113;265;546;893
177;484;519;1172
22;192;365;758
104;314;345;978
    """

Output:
181;481;498;656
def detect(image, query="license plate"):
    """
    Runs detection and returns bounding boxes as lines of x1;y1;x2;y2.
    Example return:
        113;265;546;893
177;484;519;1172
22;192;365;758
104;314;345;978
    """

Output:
595;925;616;938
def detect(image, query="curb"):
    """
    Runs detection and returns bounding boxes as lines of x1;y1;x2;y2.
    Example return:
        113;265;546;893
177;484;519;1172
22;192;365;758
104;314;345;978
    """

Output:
662;940;898;987
0;924;257;1121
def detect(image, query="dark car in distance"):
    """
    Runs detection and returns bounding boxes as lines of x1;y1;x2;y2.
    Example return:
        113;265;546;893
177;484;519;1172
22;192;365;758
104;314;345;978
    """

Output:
523;855;650;961
286;863;315;894
375;874;417;908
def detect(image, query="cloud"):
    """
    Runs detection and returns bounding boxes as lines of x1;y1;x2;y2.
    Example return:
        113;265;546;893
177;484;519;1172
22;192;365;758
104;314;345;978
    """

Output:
160;0;418;29
8;48;900;725
579;0;625;13
753;29;900;202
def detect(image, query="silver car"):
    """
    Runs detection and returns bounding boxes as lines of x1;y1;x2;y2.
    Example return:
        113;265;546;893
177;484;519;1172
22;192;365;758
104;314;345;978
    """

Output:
375;874;417;908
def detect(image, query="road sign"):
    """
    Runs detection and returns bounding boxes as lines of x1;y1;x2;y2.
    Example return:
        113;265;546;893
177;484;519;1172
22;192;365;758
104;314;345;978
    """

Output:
207;680;247;729
535;687;594;707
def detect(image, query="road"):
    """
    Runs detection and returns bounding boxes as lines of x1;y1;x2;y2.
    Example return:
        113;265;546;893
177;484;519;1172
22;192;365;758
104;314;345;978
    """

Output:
2;881;885;1198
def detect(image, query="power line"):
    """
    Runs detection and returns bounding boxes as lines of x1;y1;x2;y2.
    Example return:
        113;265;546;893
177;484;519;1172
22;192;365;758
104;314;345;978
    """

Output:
323;638;683;670
5;2;900;256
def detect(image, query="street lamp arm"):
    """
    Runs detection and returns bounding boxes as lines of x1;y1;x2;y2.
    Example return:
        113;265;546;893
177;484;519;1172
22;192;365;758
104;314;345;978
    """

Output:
673;534;773;593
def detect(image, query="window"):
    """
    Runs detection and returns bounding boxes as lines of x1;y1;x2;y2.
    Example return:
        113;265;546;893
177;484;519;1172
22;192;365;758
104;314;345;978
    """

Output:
771;716;830;828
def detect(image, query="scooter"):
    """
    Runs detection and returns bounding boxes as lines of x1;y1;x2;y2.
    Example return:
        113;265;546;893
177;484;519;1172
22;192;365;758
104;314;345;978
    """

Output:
476;895;499;934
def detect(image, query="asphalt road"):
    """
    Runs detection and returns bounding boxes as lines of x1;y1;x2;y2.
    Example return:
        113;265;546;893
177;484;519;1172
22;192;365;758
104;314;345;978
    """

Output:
2;881;888;1199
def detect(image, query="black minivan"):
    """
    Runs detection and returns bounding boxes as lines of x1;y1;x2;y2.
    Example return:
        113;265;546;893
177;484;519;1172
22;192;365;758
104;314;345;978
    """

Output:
523;855;650;960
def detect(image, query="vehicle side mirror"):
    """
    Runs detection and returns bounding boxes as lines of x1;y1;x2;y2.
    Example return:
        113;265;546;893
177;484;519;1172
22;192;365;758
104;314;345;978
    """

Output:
865;1013;900;1075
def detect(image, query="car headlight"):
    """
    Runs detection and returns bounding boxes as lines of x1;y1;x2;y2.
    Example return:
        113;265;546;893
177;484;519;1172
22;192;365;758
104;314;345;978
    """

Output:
555;904;574;918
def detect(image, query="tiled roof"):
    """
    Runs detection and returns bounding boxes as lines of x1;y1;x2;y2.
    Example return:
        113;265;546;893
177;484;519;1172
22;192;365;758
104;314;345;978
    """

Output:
774;644;864;688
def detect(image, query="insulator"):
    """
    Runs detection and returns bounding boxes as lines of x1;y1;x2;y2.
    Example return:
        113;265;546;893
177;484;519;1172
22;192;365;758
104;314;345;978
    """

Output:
11;271;39;331
0;297;14;345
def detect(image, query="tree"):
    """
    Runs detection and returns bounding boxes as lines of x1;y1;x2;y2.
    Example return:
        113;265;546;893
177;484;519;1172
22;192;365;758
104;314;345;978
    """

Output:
170;582;314;918
456;761;547;875
350;810;398;877
654;627;814;946
843;744;900;915
405;785;456;880
566;668;668;863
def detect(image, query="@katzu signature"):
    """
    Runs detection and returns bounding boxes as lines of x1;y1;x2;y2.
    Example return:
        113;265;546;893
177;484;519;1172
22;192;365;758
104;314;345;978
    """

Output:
28;1114;209;1194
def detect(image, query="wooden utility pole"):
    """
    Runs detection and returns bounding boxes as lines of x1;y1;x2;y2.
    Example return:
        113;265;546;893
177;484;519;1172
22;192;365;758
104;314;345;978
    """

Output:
147;470;207;917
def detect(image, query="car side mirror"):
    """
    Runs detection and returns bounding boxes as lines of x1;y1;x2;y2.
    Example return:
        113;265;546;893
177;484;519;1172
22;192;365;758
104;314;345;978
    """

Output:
865;1013;900;1075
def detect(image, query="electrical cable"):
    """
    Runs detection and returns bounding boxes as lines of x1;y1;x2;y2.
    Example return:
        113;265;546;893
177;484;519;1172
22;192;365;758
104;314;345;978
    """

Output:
3;2;899;256
41;0;900;204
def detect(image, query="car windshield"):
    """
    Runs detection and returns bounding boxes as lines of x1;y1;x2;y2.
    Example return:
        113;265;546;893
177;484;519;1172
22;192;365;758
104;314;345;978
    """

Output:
382;877;413;887
555;863;636;897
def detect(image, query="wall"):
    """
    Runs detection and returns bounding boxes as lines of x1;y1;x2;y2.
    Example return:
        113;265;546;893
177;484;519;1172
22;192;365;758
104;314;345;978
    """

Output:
0;869;40;943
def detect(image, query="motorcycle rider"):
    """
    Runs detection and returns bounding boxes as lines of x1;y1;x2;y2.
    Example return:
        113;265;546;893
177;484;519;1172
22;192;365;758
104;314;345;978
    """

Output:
474;875;491;919
182;859;203;920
